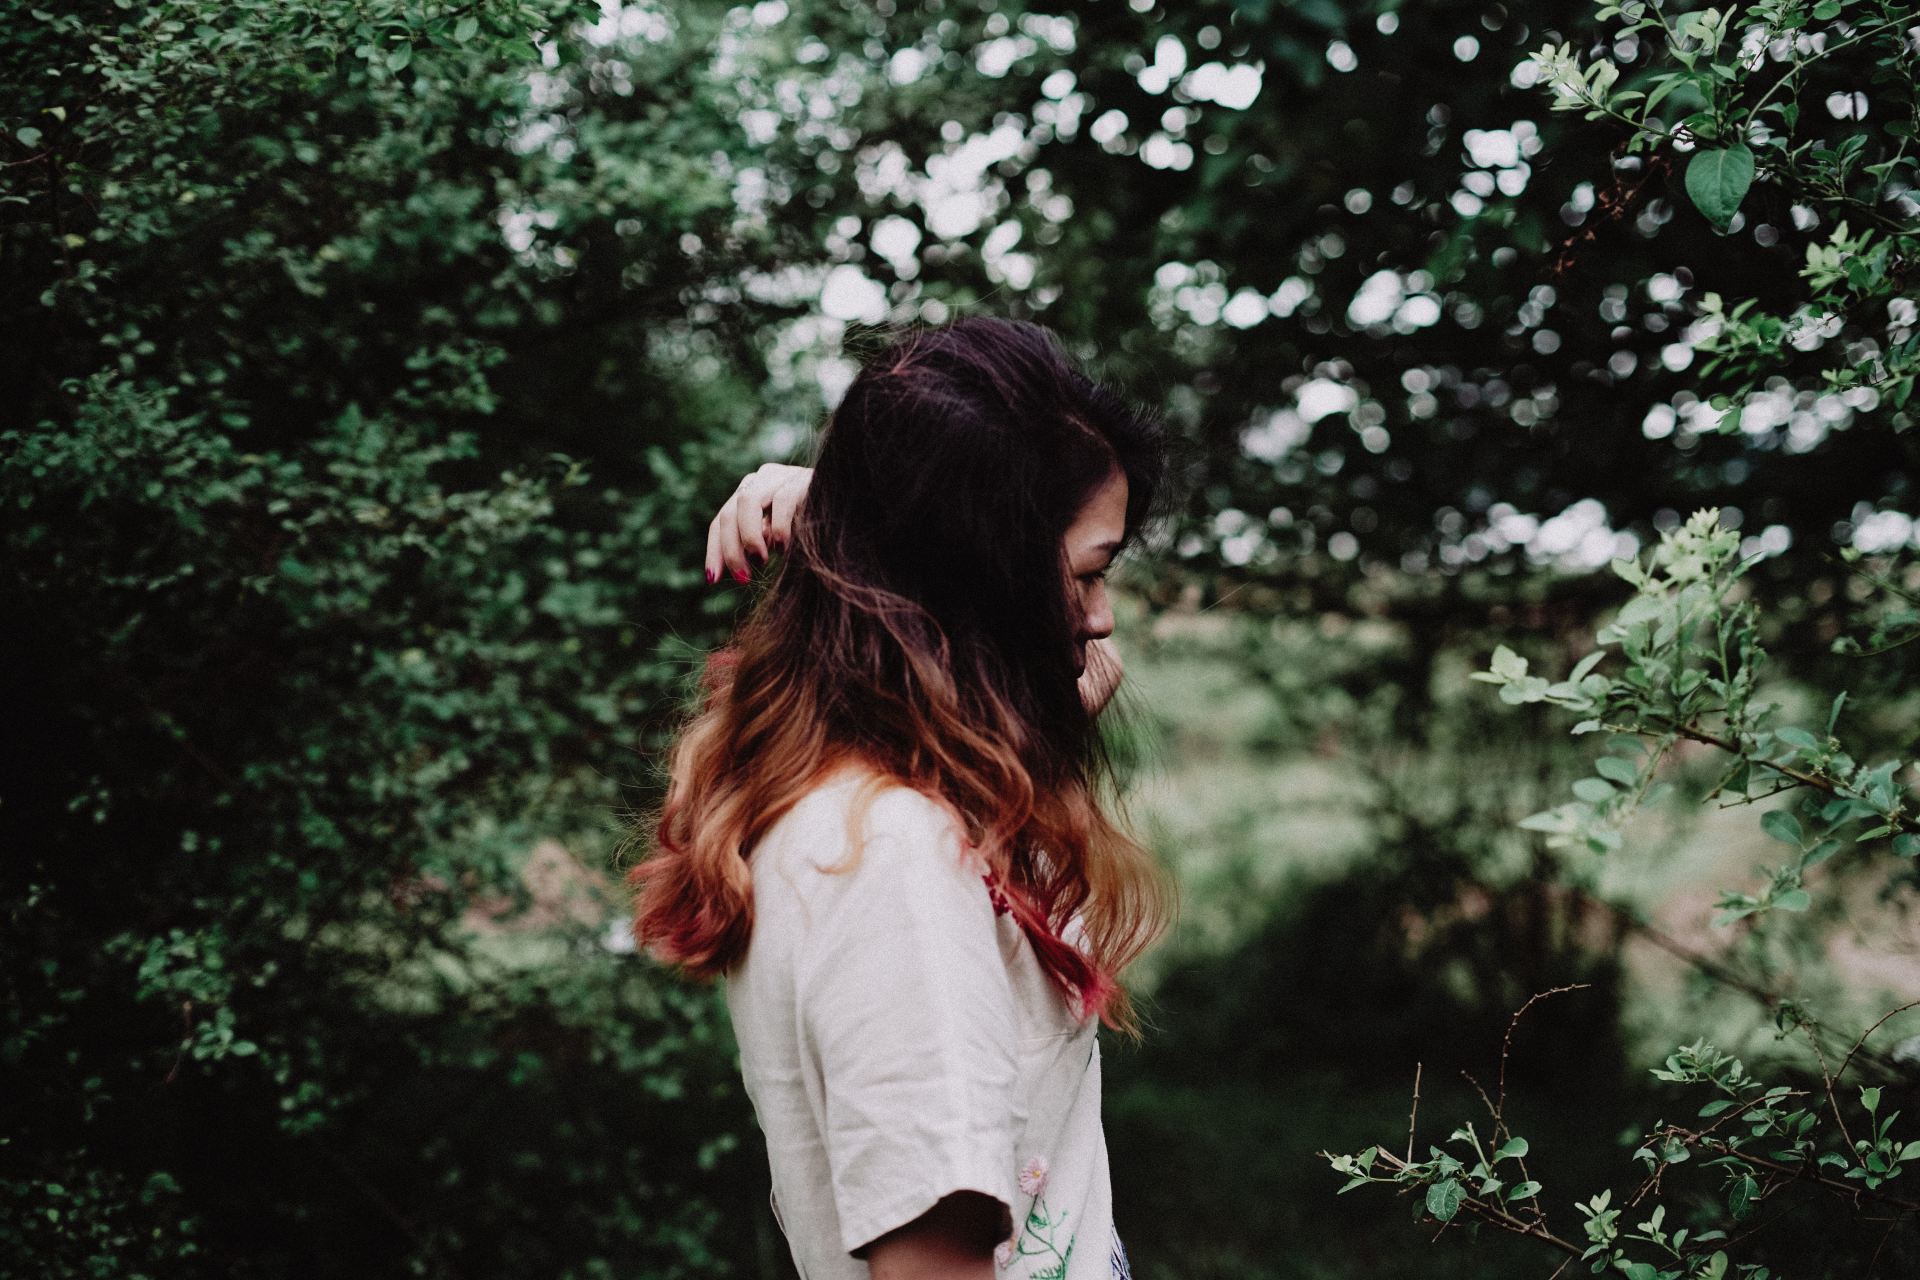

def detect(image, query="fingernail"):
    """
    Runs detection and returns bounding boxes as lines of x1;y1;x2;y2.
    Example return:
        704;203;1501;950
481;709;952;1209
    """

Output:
733;567;750;583
704;567;717;585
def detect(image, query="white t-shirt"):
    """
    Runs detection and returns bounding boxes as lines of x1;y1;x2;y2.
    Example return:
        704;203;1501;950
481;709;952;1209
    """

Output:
724;770;1115;1280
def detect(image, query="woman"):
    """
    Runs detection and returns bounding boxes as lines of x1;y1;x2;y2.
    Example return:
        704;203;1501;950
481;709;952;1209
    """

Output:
627;317;1172;1280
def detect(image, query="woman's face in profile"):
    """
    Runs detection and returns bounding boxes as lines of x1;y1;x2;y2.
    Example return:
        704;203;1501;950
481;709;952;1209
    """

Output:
1063;467;1127;676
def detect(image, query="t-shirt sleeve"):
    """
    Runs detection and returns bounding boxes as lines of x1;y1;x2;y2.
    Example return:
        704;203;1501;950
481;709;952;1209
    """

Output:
792;786;1020;1257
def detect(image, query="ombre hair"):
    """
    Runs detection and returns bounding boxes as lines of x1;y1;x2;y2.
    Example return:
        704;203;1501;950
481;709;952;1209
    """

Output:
625;316;1172;1035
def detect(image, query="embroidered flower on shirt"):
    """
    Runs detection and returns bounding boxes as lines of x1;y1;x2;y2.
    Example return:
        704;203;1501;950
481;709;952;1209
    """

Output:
995;1239;1016;1269
1006;1155;1073;1279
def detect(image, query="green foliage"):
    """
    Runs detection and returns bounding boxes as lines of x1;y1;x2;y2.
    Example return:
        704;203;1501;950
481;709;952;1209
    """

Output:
1331;1033;1919;1279
1366;506;1920;1277
2;1;789;1274
1530;0;1920;412
1326;4;1920;1276
1475;507;1915;913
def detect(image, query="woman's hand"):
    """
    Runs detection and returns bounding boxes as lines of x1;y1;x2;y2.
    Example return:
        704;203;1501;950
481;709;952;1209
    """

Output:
1079;637;1124;718
704;462;813;584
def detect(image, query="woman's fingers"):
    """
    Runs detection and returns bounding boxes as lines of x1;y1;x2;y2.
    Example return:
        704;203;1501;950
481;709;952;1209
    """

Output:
765;467;809;552
1078;638;1124;717
704;464;814;585
707;475;755;584
708;499;748;583
731;477;774;569
703;504;727;584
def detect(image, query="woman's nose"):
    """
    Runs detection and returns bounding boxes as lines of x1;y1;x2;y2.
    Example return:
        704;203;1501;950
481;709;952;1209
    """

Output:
1082;587;1114;641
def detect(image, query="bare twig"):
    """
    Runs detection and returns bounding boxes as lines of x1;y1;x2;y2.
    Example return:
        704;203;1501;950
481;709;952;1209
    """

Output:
1835;999;1920;1086
1577;888;1906;1078
1462;1070;1498;1126
1497;984;1591;1136
1869;1215;1902;1277
1802;1023;1858;1165
1406;1061;1423;1165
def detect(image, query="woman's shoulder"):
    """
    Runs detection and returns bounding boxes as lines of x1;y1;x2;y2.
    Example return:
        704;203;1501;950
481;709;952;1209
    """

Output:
770;765;968;850
758;766;978;887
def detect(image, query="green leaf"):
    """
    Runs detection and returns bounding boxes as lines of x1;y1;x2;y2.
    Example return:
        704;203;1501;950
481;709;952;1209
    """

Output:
1776;726;1821;752
1426;1178;1464;1222
1489;645;1529;681
1728;1174;1758;1220
1772;888;1811;912
1803;838;1842;867
454;15;480;41
1508;1180;1541;1201
1760;809;1803;847
387;43;413;71
1594;756;1638;786
1861;1086;1882;1114
15;125;42;148
1573;777;1617;804
1685;145;1755;230
1518;808;1570;832
1501;675;1552;704
1494;1136;1530;1160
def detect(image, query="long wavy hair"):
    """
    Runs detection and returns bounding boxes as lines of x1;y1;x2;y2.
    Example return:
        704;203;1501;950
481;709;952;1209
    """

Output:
625;316;1173;1034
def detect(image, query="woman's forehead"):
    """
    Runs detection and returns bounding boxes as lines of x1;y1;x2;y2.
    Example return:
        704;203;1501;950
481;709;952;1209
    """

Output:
1065;470;1128;554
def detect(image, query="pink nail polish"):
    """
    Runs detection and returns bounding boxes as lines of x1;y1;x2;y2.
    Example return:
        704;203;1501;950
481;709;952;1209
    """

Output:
704;567;717;585
733;567;750;583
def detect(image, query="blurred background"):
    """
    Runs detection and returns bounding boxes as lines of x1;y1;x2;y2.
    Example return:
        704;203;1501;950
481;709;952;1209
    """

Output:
5;1;1917;1277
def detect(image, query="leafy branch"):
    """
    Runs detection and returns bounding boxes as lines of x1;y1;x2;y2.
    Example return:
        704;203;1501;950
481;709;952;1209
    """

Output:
1327;1004;1920;1280
1527;0;1920;413
1474;508;1918;931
